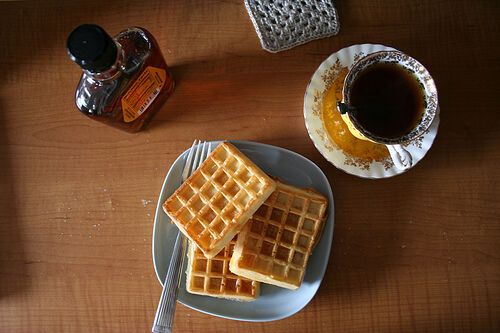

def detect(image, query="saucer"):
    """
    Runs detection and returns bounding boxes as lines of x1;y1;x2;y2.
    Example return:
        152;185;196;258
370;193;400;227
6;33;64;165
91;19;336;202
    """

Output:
303;44;440;178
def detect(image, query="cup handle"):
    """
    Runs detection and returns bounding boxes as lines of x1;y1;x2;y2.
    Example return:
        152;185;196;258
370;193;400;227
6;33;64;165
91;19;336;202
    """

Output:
387;144;413;170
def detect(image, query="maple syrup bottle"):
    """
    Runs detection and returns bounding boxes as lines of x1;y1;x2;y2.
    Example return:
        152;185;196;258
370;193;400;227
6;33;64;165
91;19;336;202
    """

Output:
67;24;174;132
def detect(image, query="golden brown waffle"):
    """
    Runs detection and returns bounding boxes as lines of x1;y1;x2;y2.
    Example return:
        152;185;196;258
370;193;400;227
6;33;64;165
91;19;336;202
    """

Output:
186;237;259;301
163;142;276;258
229;180;328;290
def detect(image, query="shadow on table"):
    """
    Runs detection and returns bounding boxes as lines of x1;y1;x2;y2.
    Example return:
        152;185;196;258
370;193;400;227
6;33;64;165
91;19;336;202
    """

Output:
145;54;276;134
144;49;319;138
0;99;29;298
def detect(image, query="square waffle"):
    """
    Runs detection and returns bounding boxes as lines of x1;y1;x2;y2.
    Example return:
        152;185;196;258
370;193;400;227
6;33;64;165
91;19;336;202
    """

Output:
186;237;259;301
229;180;328;290
163;142;276;258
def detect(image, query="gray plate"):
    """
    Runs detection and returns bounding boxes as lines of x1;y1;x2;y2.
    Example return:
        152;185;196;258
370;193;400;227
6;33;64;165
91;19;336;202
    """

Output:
152;140;335;322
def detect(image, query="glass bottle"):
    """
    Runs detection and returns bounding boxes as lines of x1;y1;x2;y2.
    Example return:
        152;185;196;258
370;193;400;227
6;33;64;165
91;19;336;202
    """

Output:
67;24;174;132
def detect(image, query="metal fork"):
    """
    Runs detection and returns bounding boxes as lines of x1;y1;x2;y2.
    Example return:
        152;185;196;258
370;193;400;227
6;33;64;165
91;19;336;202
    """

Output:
152;140;211;333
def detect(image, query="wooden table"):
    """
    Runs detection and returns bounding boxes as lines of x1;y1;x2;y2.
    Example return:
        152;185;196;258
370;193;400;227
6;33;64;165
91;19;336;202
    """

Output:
1;1;498;332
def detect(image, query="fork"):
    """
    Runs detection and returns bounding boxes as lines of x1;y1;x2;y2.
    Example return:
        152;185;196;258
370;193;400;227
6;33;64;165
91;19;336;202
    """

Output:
152;140;211;333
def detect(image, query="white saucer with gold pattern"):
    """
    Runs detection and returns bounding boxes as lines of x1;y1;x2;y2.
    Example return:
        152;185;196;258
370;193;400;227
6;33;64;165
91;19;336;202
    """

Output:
303;44;440;178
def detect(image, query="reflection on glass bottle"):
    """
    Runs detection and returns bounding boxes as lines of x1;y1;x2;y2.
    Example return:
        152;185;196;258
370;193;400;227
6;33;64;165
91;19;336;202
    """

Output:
67;24;174;132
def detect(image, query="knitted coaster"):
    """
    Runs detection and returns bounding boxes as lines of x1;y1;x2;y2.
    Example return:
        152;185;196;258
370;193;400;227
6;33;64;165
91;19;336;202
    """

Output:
245;0;340;53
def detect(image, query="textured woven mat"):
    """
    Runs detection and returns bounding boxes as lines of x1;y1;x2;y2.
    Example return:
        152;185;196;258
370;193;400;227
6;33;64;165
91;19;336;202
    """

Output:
245;0;340;53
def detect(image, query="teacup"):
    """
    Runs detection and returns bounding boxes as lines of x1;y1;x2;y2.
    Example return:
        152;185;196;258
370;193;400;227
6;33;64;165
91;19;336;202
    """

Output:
337;50;438;170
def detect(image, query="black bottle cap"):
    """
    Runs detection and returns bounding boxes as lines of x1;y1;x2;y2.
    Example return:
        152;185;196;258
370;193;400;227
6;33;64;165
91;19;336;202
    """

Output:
67;24;117;73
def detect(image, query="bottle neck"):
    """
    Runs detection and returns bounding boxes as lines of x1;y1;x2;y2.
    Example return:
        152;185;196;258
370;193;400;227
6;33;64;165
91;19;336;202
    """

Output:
85;43;124;81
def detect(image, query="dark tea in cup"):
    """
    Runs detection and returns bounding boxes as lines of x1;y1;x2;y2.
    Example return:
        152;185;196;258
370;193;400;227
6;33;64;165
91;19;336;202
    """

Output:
349;62;425;139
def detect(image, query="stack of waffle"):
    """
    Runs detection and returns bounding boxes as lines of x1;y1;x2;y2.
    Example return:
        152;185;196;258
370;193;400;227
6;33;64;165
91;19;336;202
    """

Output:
163;142;328;301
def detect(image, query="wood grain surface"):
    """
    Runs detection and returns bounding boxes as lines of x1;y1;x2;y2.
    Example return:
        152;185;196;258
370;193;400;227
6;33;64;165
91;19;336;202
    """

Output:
0;1;499;332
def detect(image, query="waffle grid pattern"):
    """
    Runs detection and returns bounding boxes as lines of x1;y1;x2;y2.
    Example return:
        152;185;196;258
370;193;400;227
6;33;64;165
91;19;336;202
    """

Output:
165;143;273;255
235;183;327;287
187;239;258;300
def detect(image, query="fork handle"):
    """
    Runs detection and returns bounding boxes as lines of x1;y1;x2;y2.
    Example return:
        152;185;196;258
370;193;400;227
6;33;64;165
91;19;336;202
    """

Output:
152;231;186;333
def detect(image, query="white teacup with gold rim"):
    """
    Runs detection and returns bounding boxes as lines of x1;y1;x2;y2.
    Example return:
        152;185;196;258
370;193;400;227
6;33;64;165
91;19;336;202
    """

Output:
337;50;438;170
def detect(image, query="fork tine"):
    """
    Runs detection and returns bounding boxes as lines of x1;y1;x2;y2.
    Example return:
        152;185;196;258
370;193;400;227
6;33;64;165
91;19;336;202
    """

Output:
182;140;198;180
190;141;203;176
206;142;212;156
202;142;212;165
195;141;207;170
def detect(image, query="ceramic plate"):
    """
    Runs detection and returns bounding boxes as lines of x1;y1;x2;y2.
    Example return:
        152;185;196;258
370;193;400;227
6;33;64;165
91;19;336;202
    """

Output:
303;44;440;178
152;141;335;322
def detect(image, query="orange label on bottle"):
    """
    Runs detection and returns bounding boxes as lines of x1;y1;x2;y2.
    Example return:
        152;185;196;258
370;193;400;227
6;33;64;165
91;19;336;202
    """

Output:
121;66;166;122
